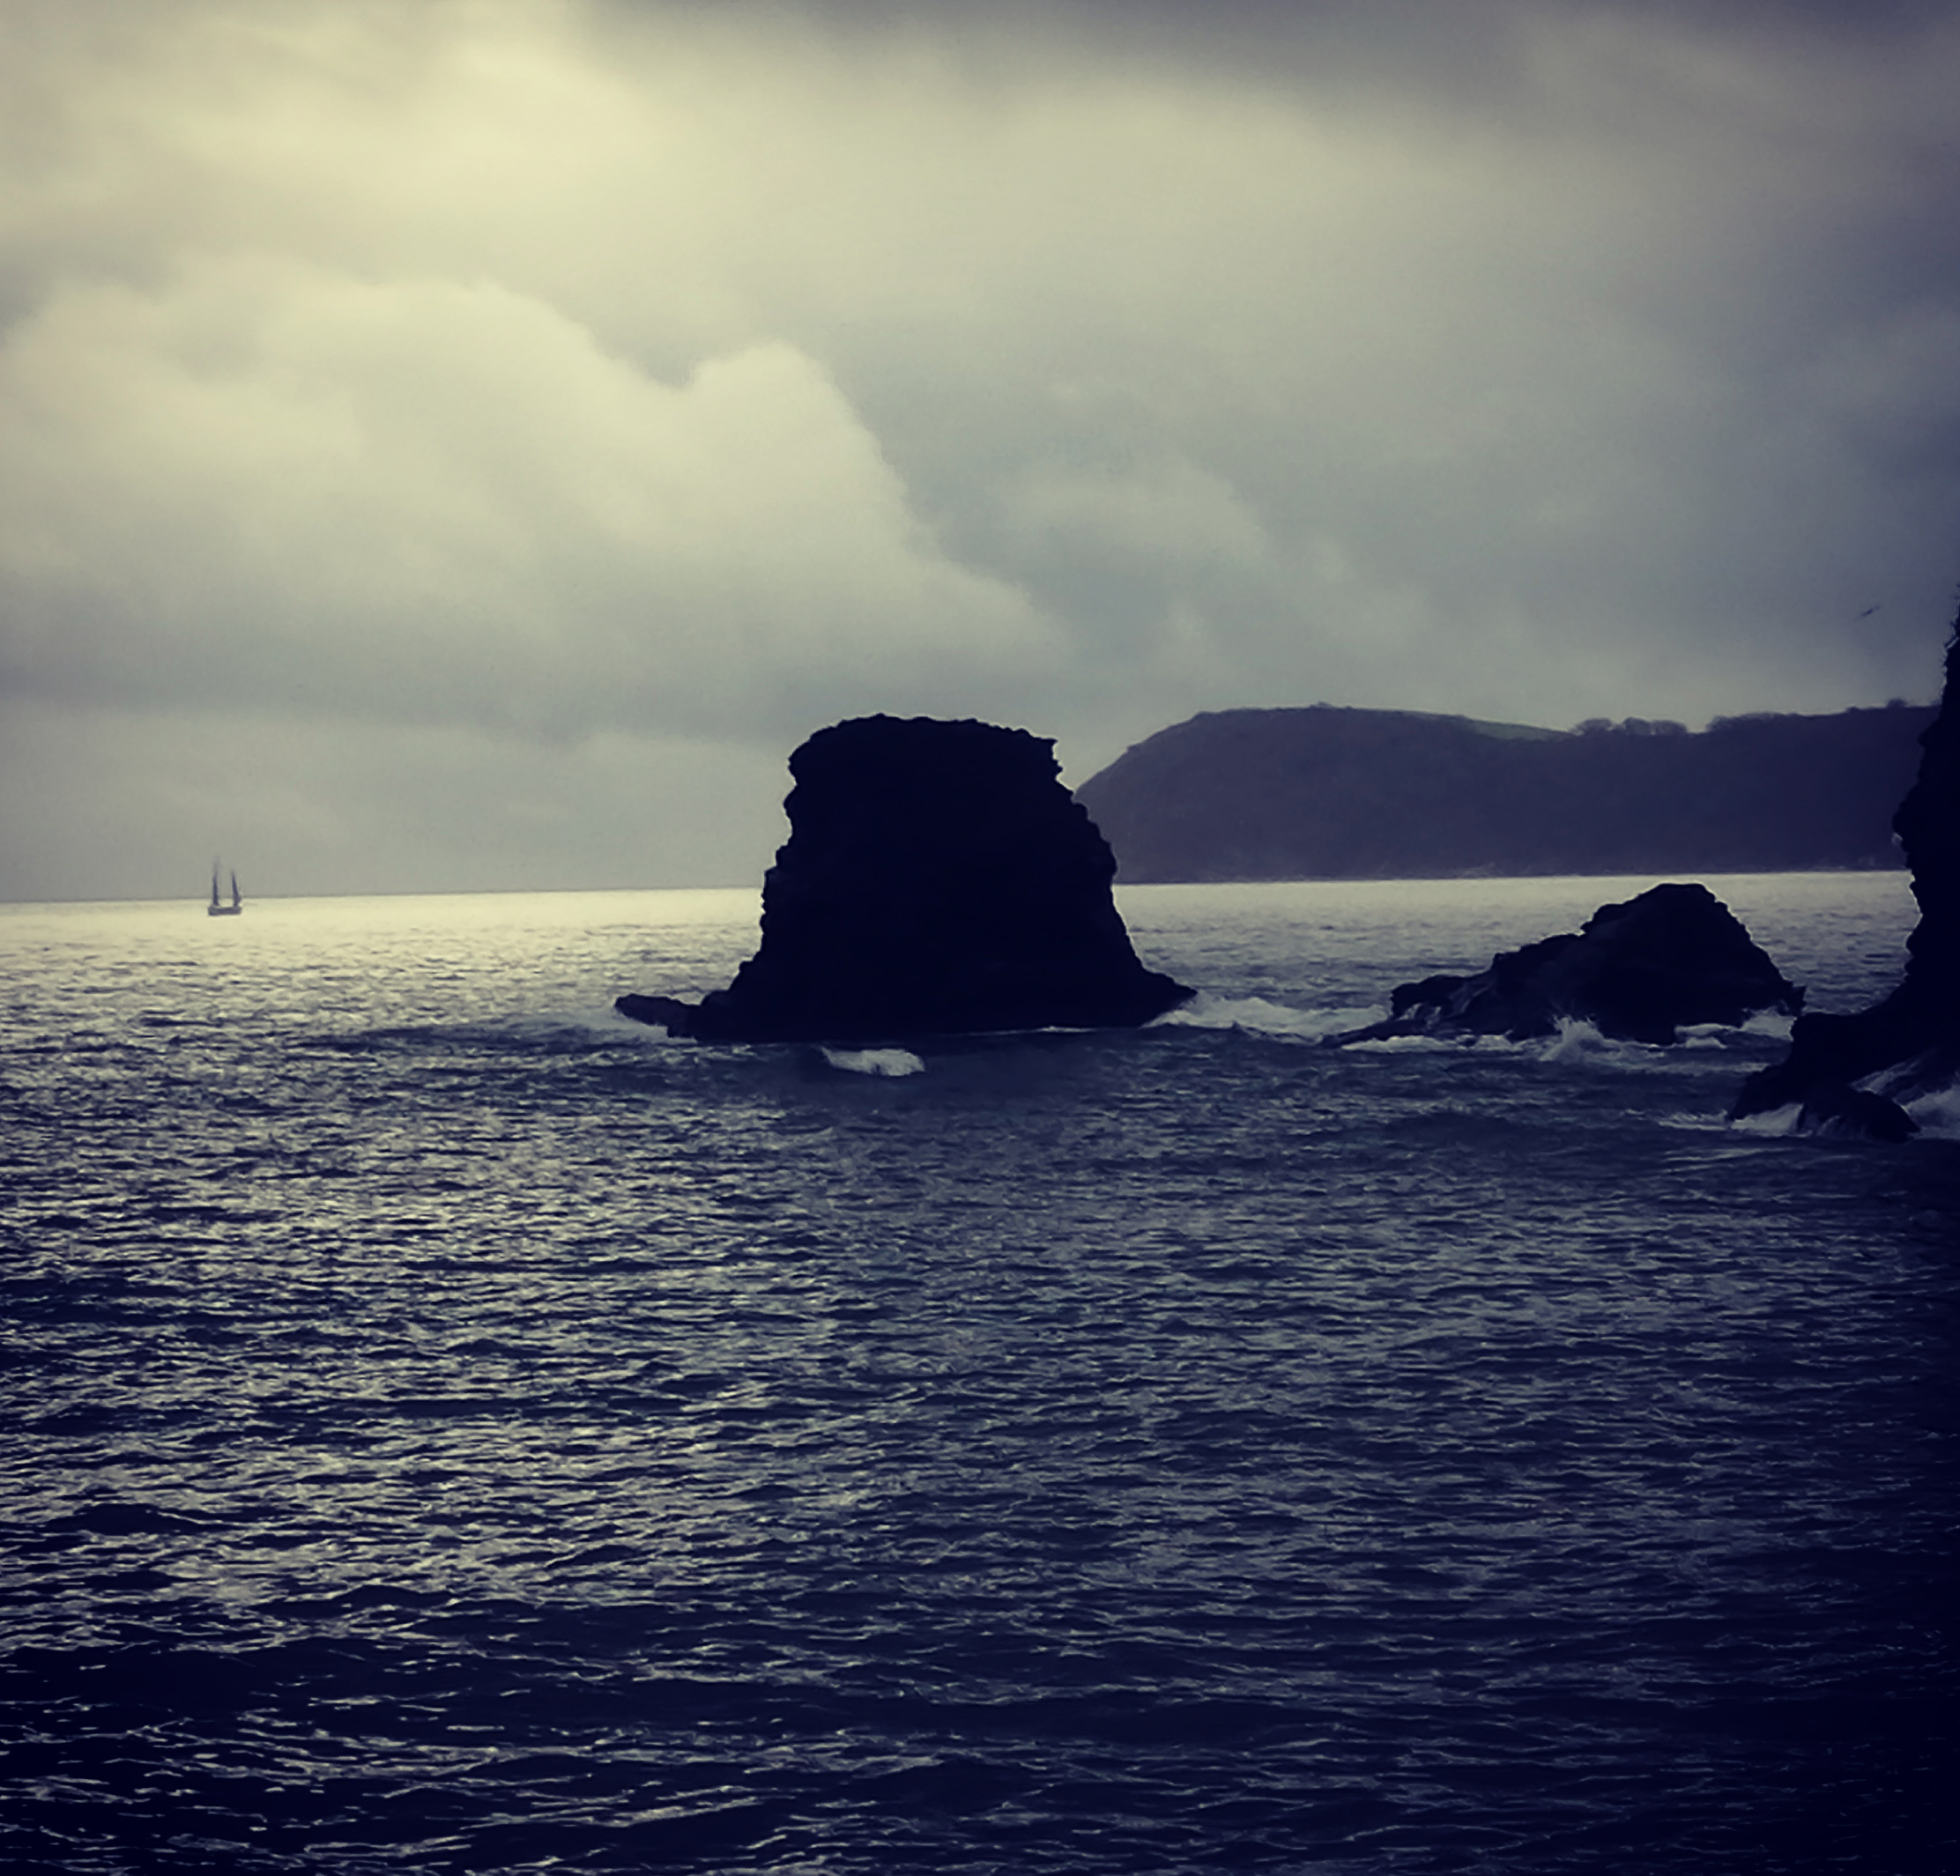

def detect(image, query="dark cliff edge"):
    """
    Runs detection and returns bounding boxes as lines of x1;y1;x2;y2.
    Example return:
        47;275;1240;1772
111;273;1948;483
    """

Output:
1074;703;1935;882
1732;620;1960;1139
617;715;1192;1044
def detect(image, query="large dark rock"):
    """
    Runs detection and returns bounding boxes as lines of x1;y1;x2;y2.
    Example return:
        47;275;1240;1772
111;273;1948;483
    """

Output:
1733;616;1960;1138
1330;882;1802;1047
617;715;1192;1043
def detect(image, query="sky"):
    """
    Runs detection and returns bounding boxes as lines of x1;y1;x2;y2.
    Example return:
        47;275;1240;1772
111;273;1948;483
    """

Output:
3;0;1958;900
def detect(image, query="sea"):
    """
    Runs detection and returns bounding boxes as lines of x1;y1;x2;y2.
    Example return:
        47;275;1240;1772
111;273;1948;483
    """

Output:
3;873;1956;1876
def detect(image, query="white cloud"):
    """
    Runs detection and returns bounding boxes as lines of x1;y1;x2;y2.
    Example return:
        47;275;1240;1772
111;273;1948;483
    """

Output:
0;257;1057;738
1000;458;1271;568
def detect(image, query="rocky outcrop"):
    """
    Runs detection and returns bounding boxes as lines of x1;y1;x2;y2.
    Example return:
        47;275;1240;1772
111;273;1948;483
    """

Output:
1330;882;1802;1047
617;715;1192;1043
1733;617;1960;1138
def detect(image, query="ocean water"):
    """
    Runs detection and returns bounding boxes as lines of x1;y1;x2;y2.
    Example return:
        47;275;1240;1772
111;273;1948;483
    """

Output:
3;873;1956;1876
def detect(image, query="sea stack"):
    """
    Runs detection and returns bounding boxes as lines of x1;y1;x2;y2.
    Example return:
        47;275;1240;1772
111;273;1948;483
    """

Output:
1329;881;1802;1047
1732;614;1960;1138
617;715;1192;1043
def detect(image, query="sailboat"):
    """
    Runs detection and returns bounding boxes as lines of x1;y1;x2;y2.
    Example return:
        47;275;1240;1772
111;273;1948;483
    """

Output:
207;862;242;917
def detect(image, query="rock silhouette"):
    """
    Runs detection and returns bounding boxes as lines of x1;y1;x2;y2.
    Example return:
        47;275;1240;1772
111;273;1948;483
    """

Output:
1733;614;1960;1138
616;716;1192;1043
1330;882;1802;1047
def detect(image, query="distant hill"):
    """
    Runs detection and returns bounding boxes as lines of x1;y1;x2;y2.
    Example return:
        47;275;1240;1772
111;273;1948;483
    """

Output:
1073;704;1937;882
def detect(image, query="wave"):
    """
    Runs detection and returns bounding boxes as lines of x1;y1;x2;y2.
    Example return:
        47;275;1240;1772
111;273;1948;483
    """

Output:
1334;1014;1669;1067
1728;1086;1960;1143
1162;997;1774;1077
1154;990;1380;1041
1904;1084;1960;1140
820;1046;926;1077
309;1015;631;1057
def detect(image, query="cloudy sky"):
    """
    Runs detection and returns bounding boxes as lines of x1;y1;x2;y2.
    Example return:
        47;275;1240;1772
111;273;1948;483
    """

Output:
3;0;1957;899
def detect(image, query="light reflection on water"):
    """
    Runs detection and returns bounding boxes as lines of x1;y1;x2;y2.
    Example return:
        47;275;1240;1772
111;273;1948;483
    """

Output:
1;874;1954;1873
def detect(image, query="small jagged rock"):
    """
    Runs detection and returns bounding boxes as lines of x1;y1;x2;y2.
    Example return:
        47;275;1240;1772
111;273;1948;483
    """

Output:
1733;610;1960;1138
1330;881;1802;1047
616;715;1192;1043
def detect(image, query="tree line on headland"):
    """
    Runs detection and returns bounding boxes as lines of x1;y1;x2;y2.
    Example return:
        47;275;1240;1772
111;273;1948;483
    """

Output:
1073;703;1935;882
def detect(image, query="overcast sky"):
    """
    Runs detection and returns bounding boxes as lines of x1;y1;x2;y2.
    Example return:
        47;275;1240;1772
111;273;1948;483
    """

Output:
4;0;1957;899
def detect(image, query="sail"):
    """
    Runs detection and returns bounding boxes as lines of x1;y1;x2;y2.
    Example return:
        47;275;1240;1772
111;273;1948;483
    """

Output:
207;860;243;916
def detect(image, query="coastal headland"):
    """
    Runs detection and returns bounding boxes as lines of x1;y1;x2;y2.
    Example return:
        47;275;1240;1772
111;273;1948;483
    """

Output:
1075;703;1934;882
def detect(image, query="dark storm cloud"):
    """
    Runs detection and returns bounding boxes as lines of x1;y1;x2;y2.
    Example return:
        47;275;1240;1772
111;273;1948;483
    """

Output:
3;0;1958;895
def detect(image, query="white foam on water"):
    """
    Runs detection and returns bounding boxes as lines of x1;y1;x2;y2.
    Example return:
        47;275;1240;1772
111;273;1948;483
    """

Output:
1539;1017;1620;1064
820;1046;926;1077
1536;1018;1734;1073
1155;990;1378;1040
1659;1109;1745;1133
1904;1082;1960;1139
1340;1030;1477;1053
1731;1102;1804;1137
1675;1024;1736;1049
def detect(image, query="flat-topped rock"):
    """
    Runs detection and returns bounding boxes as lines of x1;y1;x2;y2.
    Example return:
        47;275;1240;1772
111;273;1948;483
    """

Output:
617;715;1192;1043
1331;881;1802;1047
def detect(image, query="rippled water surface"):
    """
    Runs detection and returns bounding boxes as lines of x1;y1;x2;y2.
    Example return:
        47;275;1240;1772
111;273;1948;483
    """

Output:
4;876;1956;1874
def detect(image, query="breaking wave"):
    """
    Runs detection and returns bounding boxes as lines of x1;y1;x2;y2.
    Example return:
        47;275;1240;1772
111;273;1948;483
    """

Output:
1904;1084;1960;1138
820;1044;927;1077
1155;990;1377;1040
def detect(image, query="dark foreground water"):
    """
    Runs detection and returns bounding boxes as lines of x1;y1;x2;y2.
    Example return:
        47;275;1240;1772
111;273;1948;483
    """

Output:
3;876;1956;1875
